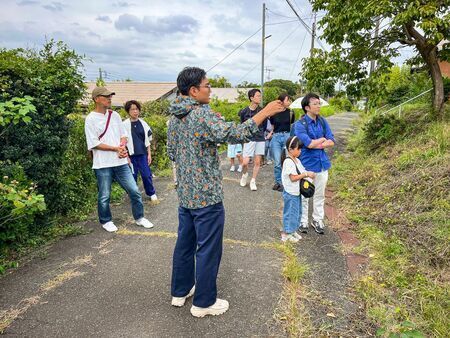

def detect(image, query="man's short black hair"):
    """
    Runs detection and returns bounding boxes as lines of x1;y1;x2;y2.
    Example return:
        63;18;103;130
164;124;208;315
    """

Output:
177;67;206;96
124;100;141;113
301;92;320;114
247;88;261;101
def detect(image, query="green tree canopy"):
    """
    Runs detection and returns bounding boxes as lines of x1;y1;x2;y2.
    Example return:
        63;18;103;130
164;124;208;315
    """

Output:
264;79;299;97
237;81;259;88
209;75;232;88
307;0;449;114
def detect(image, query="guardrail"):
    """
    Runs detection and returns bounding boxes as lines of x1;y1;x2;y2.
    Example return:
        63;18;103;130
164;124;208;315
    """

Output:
380;88;433;117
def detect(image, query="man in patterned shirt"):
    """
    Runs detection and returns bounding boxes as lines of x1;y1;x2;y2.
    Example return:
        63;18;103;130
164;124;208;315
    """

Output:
168;67;284;318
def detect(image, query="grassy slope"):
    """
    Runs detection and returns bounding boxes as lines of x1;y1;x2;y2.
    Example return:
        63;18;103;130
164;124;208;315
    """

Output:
330;103;449;337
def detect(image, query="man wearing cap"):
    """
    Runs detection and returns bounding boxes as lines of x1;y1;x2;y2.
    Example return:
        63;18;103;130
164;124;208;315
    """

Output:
85;86;155;232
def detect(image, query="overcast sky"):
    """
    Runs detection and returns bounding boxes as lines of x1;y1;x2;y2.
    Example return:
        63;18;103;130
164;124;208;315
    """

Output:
1;0;413;85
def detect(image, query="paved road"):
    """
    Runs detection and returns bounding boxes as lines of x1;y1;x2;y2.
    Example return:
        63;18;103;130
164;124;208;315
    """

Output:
0;112;359;337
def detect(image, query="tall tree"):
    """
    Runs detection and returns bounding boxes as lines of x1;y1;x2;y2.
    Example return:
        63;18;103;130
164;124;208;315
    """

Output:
308;0;450;114
209;75;232;88
264;79;300;97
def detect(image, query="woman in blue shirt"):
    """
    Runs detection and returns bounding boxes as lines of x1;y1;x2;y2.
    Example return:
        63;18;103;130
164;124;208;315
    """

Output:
123;100;157;202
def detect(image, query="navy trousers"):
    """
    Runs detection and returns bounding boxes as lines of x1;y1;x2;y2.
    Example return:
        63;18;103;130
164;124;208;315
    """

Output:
171;202;225;308
130;154;156;196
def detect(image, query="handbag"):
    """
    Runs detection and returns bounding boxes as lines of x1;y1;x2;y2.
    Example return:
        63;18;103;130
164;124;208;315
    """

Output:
288;158;315;198
88;109;113;160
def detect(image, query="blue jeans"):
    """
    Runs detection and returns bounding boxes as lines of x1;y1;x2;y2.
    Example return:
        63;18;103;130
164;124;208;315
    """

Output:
130;154;156;197
171;202;225;308
265;139;272;161
283;191;301;234
94;164;144;224
271;132;290;184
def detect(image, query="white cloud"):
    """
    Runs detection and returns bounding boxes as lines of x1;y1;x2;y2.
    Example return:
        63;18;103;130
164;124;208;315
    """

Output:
2;0;320;84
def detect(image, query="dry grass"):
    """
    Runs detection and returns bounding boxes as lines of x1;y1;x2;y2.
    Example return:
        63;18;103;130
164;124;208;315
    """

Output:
40;269;85;292
0;296;41;333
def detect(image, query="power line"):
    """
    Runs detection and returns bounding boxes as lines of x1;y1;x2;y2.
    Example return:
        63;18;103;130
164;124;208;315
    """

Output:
206;27;262;73
284;0;326;50
266;19;299;26
289;16;313;79
236;23;301;84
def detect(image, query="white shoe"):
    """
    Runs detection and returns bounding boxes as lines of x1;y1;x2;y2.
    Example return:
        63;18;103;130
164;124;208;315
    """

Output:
136;217;154;229
292;232;302;240
250;179;257;191
102;221;118;232
281;233;299;243
240;173;248;187
229;165;235;172
150;194;158;201
237;165;243;173
190;298;229;318
171;286;195;307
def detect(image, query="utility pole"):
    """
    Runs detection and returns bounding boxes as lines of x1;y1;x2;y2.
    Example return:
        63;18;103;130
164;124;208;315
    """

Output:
99;68;103;82
370;18;380;75
310;12;317;58
260;3;266;106
265;67;274;81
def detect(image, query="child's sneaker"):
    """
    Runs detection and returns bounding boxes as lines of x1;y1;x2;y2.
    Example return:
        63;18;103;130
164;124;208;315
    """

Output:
281;233;299;243
299;223;309;234
293;232;302;240
250;179;257;191
240;173;248;187
229;165;235;172
237;165;243;172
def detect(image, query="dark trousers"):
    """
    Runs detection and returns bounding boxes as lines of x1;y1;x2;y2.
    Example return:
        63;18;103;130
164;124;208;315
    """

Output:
171;202;225;308
130;154;156;196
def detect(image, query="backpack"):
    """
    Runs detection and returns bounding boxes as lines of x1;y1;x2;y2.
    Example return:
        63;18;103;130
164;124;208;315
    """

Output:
290;115;326;138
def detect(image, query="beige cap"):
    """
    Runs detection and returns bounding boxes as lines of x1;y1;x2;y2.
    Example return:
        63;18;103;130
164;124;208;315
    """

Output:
92;87;115;99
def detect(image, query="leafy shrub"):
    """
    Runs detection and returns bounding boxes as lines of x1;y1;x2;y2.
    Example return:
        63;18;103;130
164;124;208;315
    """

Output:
209;98;247;123
141;99;170;117
363;114;407;150
0;40;85;215
142;114;171;172
55;114;97;216
328;97;353;111
0;173;46;249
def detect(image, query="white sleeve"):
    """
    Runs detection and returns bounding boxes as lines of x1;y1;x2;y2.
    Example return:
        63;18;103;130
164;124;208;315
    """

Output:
117;113;127;139
84;116;101;151
284;159;297;176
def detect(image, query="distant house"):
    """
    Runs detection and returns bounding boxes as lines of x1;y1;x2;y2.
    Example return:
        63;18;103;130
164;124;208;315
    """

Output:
82;82;177;107
82;82;251;106
210;88;251;103
438;40;450;78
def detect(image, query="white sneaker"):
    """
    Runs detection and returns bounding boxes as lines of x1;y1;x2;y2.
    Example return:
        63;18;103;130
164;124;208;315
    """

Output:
102;221;118;232
150;194;158;201
136;217;154;229
250;179;257;191
293;232;302;240
190;298;229;318
281;233;299;243
240;173;248;187
229;165;235;172
237;165;243;173
171;286;195;307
